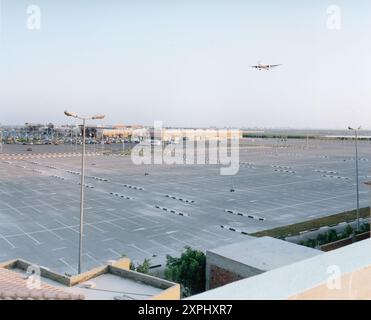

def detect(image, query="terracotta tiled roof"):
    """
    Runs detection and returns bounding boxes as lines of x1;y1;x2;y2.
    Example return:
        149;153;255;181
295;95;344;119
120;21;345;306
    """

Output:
0;269;84;300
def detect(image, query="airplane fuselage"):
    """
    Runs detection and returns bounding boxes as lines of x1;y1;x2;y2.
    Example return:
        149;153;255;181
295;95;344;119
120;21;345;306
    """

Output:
251;62;282;71
257;64;271;70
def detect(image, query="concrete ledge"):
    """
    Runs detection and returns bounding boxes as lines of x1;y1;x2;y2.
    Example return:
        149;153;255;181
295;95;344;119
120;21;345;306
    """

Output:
109;257;131;270
1;259;71;286
109;265;177;290
70;266;108;287
151;284;181;300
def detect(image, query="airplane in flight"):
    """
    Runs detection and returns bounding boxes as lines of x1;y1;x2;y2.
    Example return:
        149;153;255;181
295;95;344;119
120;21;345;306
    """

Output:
250;61;282;71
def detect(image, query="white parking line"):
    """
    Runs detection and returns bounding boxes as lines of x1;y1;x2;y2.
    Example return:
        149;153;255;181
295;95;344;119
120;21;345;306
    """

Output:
184;232;215;245
201;228;230;240
85;252;102;265
0;234;16;249
102;238;115;242
15;226;41;245
55;220;80;234
52;247;67;252
128;244;152;256
105;248;122;258
87;223;106;233
254;192;368;215
165;230;177;235
169;236;192;246
149;239;178;254
0;201;24;216
35;222;65;241
104;221;126;231
58;258;77;274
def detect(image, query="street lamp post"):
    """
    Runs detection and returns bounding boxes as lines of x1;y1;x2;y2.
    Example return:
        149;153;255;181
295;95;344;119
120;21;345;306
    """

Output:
101;130;104;153
70;126;73;149
64;111;105;274
0;123;3;153
75;125;78;151
348;126;361;232
25;123;28;144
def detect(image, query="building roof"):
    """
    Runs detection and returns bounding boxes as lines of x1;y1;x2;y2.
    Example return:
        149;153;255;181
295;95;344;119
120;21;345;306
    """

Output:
190;238;371;300
208;236;321;271
0;268;83;300
0;258;179;300
42;273;162;300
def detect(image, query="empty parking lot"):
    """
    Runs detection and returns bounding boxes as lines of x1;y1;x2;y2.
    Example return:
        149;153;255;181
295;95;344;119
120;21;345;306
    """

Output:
0;138;370;273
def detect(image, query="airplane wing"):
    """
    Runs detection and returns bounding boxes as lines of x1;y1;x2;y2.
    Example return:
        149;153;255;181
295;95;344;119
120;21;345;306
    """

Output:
250;66;259;68
269;64;282;68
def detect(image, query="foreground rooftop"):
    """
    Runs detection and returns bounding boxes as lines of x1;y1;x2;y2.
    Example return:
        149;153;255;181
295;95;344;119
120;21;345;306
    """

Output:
0;258;180;300
190;237;371;300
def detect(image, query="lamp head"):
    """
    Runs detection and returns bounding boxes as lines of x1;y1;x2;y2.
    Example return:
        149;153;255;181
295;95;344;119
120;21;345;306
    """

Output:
64;110;77;118
348;126;361;131
92;114;105;120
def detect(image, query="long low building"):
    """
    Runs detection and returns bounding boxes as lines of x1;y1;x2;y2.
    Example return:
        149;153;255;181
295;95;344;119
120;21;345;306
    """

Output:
102;126;242;141
189;237;371;300
101;125;145;139
160;128;242;142
206;237;321;290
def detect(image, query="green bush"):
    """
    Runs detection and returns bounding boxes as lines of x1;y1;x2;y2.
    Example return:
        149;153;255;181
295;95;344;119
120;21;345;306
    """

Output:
341;225;353;239
327;229;338;242
135;258;151;274
316;233;327;245
301;229;340;249
164;246;206;297
302;238;316;248
358;223;370;234
300;224;370;249
122;254;151;274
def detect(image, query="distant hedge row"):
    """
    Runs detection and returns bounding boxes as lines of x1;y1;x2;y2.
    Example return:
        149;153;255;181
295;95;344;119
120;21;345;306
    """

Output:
299;223;370;248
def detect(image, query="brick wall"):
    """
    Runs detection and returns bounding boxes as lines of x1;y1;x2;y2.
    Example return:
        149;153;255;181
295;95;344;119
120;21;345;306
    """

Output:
320;232;370;252
209;264;244;290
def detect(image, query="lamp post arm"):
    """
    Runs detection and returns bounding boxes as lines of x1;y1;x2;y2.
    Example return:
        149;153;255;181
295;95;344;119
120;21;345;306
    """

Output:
355;130;360;232
78;118;86;274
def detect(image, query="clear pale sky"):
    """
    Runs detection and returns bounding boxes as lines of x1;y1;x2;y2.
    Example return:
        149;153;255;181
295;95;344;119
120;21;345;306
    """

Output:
0;0;370;128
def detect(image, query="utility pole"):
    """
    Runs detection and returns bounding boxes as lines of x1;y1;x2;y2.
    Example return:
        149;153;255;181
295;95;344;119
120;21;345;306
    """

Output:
64;111;105;274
